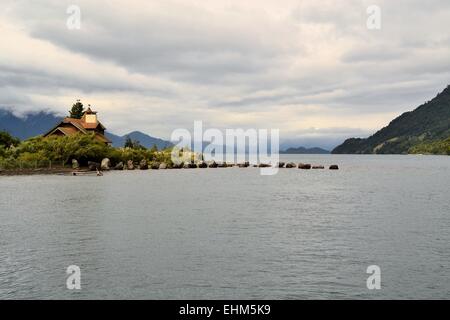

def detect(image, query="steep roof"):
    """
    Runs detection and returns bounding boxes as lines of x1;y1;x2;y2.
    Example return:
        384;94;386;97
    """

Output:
43;117;111;143
61;117;106;130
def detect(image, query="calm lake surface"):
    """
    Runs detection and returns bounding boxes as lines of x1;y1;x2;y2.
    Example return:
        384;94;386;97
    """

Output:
1;155;449;299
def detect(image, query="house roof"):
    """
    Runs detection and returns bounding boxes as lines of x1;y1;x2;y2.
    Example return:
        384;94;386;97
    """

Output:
61;117;106;131
44;116;111;143
54;126;80;136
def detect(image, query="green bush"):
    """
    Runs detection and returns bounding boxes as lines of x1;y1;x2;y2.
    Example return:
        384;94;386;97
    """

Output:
0;132;176;169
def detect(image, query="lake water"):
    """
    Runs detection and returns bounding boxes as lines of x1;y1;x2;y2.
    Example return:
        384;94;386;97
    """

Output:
0;155;449;299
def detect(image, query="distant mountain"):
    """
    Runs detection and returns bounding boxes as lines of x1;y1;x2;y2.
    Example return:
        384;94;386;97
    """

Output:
0;109;61;140
0;109;173;150
105;131;173;149
332;85;450;154
281;146;329;154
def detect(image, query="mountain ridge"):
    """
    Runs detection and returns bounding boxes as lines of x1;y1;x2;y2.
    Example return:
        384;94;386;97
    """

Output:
332;85;450;154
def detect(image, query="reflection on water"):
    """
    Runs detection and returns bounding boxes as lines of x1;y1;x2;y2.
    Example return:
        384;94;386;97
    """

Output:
0;155;449;299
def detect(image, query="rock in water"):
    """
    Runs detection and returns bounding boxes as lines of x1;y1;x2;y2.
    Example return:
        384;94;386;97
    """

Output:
127;160;134;170
208;161;218;168
172;162;183;169
151;162;160;170
101;158;111;170
72;159;80;169
139;159;149;170
298;163;312;169
277;162;285;168
312;165;325;169
184;162;197;169
329;165;339;170
285;162;296;168
238;161;250;168
159;163;167;169
114;162;124;170
198;161;208;168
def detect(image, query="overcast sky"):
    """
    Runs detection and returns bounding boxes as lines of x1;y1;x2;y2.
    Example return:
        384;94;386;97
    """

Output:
1;0;449;149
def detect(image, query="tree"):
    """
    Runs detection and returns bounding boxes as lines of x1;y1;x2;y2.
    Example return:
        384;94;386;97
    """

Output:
0;131;20;148
124;135;145;149
150;144;158;153
69;99;84;119
124;136;134;148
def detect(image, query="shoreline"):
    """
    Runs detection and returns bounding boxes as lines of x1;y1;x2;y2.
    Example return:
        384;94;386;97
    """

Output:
0;162;340;176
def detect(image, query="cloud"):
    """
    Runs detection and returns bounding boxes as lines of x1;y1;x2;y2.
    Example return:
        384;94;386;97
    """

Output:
1;0;449;148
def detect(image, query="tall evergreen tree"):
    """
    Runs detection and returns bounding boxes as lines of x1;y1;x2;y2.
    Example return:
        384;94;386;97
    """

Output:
69;100;84;119
124;136;134;148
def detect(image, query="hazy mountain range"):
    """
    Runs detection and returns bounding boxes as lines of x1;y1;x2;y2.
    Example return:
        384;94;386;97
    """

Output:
281;147;329;154
0;109;173;150
333;85;450;154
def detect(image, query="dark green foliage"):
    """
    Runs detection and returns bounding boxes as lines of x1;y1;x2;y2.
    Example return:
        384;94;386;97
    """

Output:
124;135;145;149
69;100;85;119
333;85;450;154
124;136;133;148
149;144;158;153
409;137;450;155
0;131;20;148
16;133;110;165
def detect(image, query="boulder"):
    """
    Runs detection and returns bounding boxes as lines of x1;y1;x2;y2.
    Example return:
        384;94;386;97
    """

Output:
172;162;183;169
159;162;167;169
114;162;124;170
329;165;339;170
139;159;149;170
184;162;197;169
151;162;160;170
277;162;285;168
258;163;271;168
88;161;100;171
312;165;325;169
286;162;296;168
217;162;228;168
127;160;134;170
208;161;218;168
198;161;208;168
298;163;312;169
238;162;250;168
101;158;111;171
72;159;80;169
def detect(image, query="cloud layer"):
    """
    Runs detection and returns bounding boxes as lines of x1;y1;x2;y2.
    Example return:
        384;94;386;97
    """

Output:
1;0;449;148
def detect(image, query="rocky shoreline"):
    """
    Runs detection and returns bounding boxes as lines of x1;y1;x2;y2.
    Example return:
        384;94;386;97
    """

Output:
84;159;339;171
1;159;339;176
